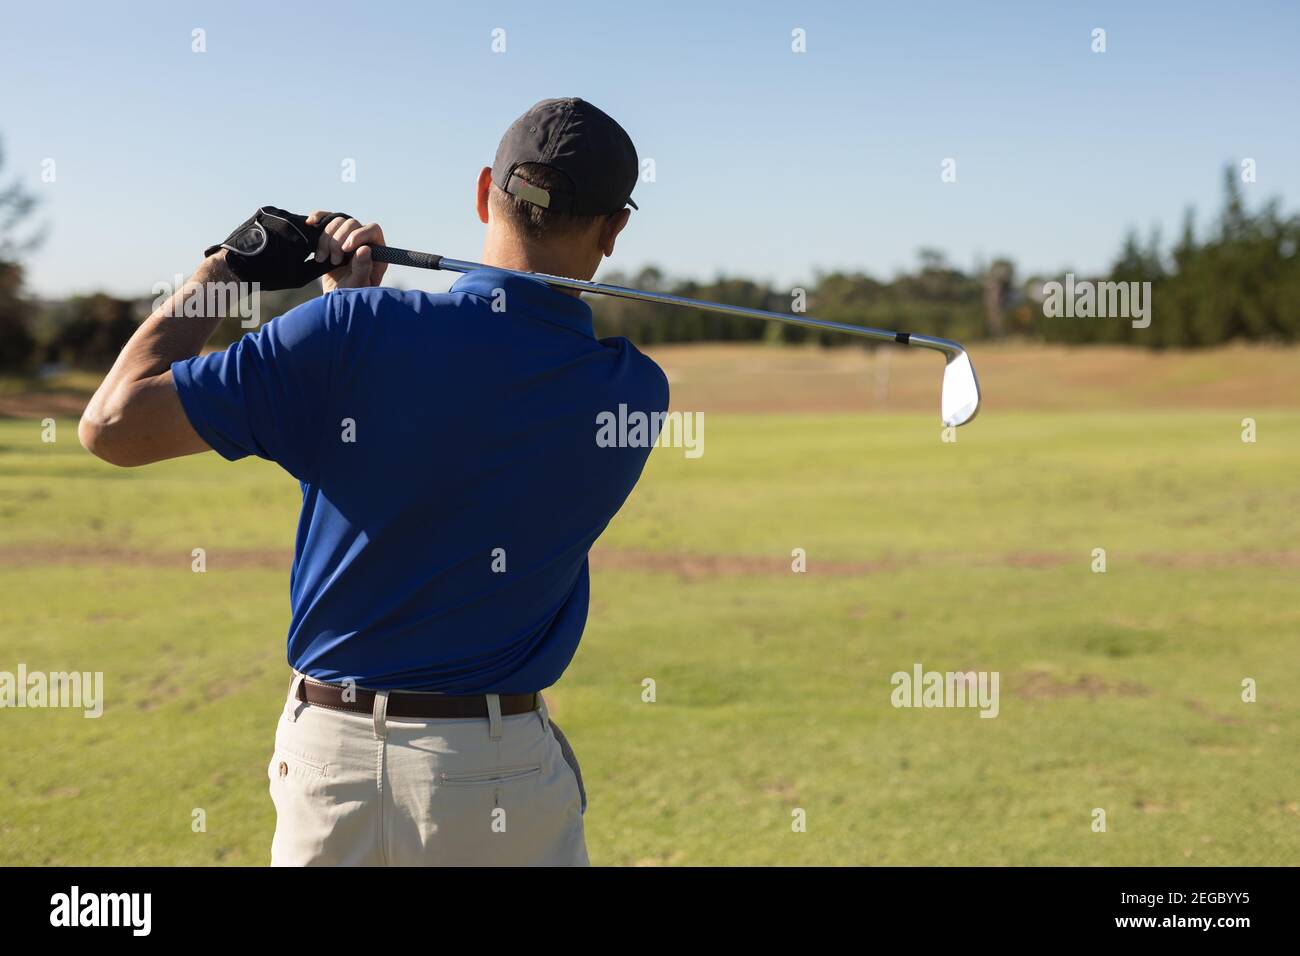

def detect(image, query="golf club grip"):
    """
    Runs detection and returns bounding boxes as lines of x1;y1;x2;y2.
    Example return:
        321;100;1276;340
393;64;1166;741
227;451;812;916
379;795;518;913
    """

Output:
370;246;443;271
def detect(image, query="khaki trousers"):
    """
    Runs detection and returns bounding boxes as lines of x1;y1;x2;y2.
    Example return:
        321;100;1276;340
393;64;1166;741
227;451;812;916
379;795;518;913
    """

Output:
268;674;588;866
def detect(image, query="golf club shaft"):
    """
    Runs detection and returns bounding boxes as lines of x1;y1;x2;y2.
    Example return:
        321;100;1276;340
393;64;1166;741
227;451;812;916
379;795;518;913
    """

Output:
368;245;966;359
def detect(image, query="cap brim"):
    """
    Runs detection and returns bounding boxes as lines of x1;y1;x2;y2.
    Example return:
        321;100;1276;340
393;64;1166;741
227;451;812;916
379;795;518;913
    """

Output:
626;197;638;210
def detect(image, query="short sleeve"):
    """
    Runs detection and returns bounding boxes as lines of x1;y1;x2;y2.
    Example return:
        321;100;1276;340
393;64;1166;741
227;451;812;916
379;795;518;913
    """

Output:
171;294;336;480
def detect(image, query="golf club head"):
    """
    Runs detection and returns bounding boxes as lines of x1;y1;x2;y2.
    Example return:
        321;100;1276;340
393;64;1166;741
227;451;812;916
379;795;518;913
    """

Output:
941;349;981;426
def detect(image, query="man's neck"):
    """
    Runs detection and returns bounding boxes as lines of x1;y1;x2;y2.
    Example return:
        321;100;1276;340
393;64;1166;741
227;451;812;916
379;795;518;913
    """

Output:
480;235;594;298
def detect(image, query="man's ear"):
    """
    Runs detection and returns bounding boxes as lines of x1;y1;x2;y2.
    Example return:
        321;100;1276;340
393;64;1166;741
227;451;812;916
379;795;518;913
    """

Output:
598;208;632;258
476;166;493;224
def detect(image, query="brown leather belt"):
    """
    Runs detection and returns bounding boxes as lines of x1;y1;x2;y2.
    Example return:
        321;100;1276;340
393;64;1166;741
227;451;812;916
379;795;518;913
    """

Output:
294;678;539;719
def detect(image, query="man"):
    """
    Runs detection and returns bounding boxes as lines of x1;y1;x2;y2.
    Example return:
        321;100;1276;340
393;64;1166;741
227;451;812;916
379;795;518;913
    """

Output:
79;98;667;866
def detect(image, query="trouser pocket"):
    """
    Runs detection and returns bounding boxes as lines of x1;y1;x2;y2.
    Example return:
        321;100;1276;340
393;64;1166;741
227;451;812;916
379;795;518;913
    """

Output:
549;720;586;814
436;765;542;787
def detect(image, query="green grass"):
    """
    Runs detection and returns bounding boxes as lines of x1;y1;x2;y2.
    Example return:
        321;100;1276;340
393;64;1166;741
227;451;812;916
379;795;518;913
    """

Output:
1;412;1297;865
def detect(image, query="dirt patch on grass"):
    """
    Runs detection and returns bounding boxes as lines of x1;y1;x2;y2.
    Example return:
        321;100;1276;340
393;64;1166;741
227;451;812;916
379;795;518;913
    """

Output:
594;548;1300;577
1184;698;1245;726
0;546;291;569
1004;551;1300;571
646;342;1300;413
762;780;800;802
1141;551;1300;569
1015;670;1151;700
633;850;687;867
1133;798;1189;814
0;391;88;420
1002;552;1075;568
589;548;897;579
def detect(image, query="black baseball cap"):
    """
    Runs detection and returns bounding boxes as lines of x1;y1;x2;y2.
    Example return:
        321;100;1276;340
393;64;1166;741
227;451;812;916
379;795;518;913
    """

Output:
492;98;639;216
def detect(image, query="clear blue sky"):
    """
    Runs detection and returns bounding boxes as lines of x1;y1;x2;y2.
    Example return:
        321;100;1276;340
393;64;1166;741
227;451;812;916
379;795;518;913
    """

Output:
3;0;1298;297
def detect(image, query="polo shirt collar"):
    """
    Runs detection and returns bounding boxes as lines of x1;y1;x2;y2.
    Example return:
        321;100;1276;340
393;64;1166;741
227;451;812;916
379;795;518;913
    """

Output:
450;267;595;338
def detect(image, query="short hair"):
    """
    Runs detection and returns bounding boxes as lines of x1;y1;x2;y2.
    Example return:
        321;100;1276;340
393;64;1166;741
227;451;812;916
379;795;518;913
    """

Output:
490;163;608;240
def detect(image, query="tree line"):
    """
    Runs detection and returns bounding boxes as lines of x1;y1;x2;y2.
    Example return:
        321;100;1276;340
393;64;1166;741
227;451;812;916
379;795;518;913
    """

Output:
2;158;1297;374
589;170;1299;350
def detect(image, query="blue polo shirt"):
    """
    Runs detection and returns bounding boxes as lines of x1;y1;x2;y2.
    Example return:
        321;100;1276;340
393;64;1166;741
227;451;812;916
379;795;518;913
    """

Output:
171;269;668;693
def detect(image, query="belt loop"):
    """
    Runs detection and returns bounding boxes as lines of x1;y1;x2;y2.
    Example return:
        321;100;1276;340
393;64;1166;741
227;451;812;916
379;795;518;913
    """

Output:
536;693;550;732
486;693;503;741
373;690;390;740
285;672;306;723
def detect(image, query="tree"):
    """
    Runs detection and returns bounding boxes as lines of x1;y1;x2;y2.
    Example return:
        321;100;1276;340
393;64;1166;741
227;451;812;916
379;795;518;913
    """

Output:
48;294;137;367
982;259;1015;339
0;136;43;371
0;260;35;370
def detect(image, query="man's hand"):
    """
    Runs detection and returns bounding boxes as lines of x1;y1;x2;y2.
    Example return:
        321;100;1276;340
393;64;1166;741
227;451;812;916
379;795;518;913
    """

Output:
206;206;348;291
306;213;388;292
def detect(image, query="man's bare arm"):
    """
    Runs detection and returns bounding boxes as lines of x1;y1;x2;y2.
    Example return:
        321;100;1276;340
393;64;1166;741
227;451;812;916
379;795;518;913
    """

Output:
78;253;234;466
79;213;387;468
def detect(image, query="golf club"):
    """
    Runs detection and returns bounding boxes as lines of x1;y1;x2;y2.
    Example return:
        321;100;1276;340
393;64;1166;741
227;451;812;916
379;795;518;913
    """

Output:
369;245;982;427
